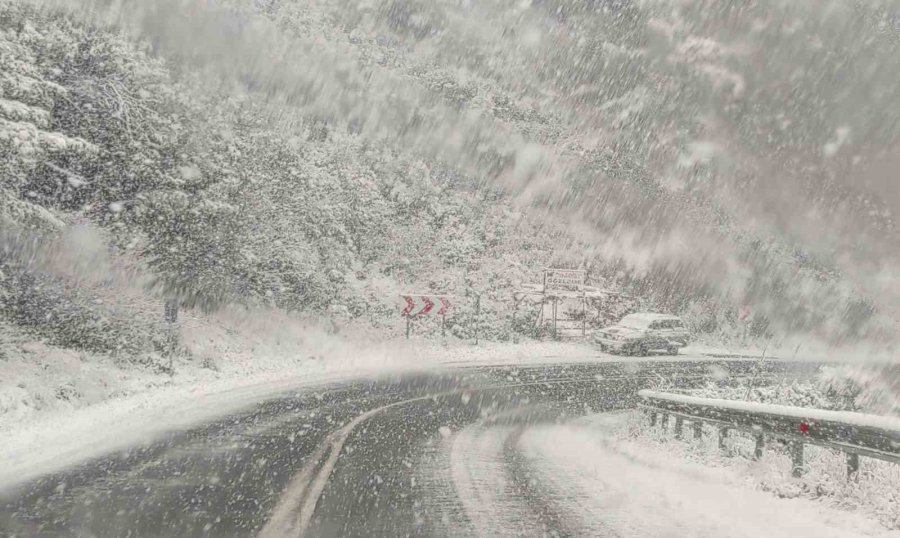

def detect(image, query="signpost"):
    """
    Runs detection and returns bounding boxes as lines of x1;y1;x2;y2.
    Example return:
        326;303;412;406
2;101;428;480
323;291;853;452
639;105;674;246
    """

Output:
543;269;586;293
512;269;630;341
399;294;455;339
543;269;586;339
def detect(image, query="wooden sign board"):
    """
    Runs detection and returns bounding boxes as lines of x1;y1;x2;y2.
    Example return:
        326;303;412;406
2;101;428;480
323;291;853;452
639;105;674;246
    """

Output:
543;269;585;293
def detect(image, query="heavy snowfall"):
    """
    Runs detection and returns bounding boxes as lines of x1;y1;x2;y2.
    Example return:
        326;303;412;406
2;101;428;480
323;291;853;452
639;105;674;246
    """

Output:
1;0;899;536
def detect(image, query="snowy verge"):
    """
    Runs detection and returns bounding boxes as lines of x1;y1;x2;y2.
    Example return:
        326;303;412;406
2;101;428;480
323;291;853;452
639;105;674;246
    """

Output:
580;411;900;533
0;345;422;491
519;412;899;537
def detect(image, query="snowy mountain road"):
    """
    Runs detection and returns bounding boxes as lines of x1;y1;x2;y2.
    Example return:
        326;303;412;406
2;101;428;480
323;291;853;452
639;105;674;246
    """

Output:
0;360;817;537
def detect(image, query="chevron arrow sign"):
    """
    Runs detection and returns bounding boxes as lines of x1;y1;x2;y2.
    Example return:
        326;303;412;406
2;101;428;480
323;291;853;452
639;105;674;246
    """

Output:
399;295;454;317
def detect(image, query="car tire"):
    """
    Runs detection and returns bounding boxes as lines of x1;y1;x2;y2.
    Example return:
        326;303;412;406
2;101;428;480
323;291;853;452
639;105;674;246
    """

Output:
638;344;649;356
666;346;679;355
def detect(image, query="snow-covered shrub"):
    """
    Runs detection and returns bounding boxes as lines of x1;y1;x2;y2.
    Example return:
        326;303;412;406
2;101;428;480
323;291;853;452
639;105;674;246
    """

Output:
685;364;899;416
0;261;166;356
818;365;900;416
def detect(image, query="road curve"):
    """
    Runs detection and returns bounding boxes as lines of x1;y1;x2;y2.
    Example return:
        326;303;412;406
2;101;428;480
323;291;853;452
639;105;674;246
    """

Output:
0;360;818;537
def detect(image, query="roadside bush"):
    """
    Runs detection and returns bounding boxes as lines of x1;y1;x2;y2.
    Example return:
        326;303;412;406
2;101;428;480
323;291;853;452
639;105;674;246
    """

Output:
0;260;167;356
685;365;900;416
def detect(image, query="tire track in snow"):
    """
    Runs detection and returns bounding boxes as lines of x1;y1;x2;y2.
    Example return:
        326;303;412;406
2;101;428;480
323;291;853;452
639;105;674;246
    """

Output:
501;426;585;537
450;423;528;536
259;391;460;538
449;412;582;537
413;431;475;537
518;421;649;537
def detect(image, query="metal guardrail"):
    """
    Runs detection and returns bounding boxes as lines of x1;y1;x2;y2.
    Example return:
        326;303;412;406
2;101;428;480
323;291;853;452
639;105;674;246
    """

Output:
638;389;900;478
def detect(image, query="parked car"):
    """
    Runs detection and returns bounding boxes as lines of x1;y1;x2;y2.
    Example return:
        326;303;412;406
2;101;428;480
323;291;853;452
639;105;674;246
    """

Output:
594;313;690;356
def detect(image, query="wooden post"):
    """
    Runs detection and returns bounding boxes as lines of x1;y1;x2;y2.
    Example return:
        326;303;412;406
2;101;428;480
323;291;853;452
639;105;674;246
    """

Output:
163;299;178;372
718;427;729;451
406;316;411;339
441;314;446;337
791;442;805;478
744;341;770;400
581;292;586;338
535;295;544;334
692;421;703;440
847;452;860;481
164;299;178;323
674;417;684;439
754;433;765;460
474;294;481;346
552;297;558;340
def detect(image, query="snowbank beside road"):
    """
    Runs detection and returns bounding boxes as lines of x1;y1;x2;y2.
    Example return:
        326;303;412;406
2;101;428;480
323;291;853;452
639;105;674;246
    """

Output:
587;411;900;533
0;340;421;491
409;339;777;366
521;412;900;537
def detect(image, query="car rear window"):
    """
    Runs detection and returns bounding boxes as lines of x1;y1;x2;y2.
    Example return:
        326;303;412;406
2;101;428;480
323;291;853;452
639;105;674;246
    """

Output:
650;319;683;329
620;316;651;328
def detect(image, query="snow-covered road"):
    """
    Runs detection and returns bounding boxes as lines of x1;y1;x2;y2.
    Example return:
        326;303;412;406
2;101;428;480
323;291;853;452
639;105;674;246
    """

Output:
0;342;780;491
3;360;893;537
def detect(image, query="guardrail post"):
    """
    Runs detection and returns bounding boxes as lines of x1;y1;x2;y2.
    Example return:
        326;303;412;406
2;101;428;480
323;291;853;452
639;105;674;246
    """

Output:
649;411;658;427
661;413;669;430
753;434;765;460
847;452;860;481
718;427;729;451
791;442;805;478
674;417;684;439
692;421;703;440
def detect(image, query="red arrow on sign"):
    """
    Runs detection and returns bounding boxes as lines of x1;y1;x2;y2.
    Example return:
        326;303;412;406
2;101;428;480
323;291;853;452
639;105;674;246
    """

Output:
401;295;416;317
420;296;435;315
438;297;452;316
